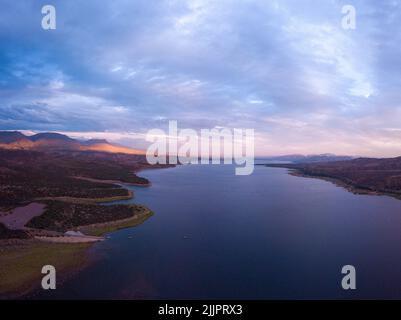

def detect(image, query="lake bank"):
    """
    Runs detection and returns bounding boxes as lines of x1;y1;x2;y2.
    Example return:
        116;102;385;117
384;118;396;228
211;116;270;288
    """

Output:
0;239;92;299
0;205;153;298
0;171;156;298
262;160;401;202
285;167;401;201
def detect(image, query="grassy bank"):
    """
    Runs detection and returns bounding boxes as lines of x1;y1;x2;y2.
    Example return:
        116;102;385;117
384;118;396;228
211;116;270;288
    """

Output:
0;240;91;298
34;190;134;204
0;205;153;298
80;207;153;236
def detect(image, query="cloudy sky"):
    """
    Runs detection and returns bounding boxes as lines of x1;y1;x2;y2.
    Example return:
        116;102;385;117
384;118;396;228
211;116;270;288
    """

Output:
1;0;401;156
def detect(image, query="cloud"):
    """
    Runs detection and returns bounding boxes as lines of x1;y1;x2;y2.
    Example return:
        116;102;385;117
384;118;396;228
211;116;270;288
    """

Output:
1;0;401;156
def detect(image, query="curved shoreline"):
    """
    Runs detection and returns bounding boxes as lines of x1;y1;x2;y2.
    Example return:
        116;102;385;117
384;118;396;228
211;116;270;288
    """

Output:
288;168;401;200
0;170;155;299
34;190;134;204
0;206;154;299
72;176;151;187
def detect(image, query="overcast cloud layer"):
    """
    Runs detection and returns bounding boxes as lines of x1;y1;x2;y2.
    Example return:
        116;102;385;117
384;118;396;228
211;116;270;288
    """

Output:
1;0;401;156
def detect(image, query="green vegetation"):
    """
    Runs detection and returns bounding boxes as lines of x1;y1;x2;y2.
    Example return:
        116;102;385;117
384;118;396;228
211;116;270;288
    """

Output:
27;201;149;233
0;240;91;298
0;223;30;239
0;205;154;298
81;208;153;236
0;149;150;207
35;191;133;204
0;148;169;298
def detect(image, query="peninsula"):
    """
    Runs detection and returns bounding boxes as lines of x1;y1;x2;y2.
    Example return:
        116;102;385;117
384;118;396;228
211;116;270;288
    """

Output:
0;131;170;298
264;156;401;200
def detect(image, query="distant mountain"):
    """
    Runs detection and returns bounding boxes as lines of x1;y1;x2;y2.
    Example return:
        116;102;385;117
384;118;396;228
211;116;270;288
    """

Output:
29;132;76;142
0;131;145;155
28;132;81;150
260;153;355;163
0;131;28;143
0;131;34;149
80;140;145;155
82;139;109;145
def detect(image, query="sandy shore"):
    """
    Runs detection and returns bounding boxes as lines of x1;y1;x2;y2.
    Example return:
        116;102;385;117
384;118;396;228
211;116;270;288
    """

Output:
35;235;104;243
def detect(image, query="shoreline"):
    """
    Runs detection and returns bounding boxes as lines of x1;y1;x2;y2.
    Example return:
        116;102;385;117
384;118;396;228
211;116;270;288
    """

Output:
77;205;153;236
34;190;134;204
72;176;152;187
0;239;93;299
286;168;401;200
0;206;154;299
0;169;157;299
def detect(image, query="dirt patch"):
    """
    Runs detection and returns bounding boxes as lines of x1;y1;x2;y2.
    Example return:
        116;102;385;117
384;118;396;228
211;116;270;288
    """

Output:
0;203;45;230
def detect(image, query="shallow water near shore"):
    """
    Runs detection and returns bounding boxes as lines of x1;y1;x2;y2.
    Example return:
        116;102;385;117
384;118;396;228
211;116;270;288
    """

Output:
35;164;401;299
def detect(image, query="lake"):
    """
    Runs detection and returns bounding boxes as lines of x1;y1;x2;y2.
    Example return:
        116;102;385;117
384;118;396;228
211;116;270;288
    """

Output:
36;164;401;299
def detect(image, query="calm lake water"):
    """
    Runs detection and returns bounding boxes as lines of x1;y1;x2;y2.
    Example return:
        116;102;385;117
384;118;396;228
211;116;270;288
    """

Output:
36;164;401;299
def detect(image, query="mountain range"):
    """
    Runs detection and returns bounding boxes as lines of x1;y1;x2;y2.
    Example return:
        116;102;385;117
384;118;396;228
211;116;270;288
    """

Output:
0;131;145;155
259;153;355;163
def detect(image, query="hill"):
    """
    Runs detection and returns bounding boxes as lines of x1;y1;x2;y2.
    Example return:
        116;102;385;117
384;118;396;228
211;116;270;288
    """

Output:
0;131;145;155
265;157;401;199
259;153;354;163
